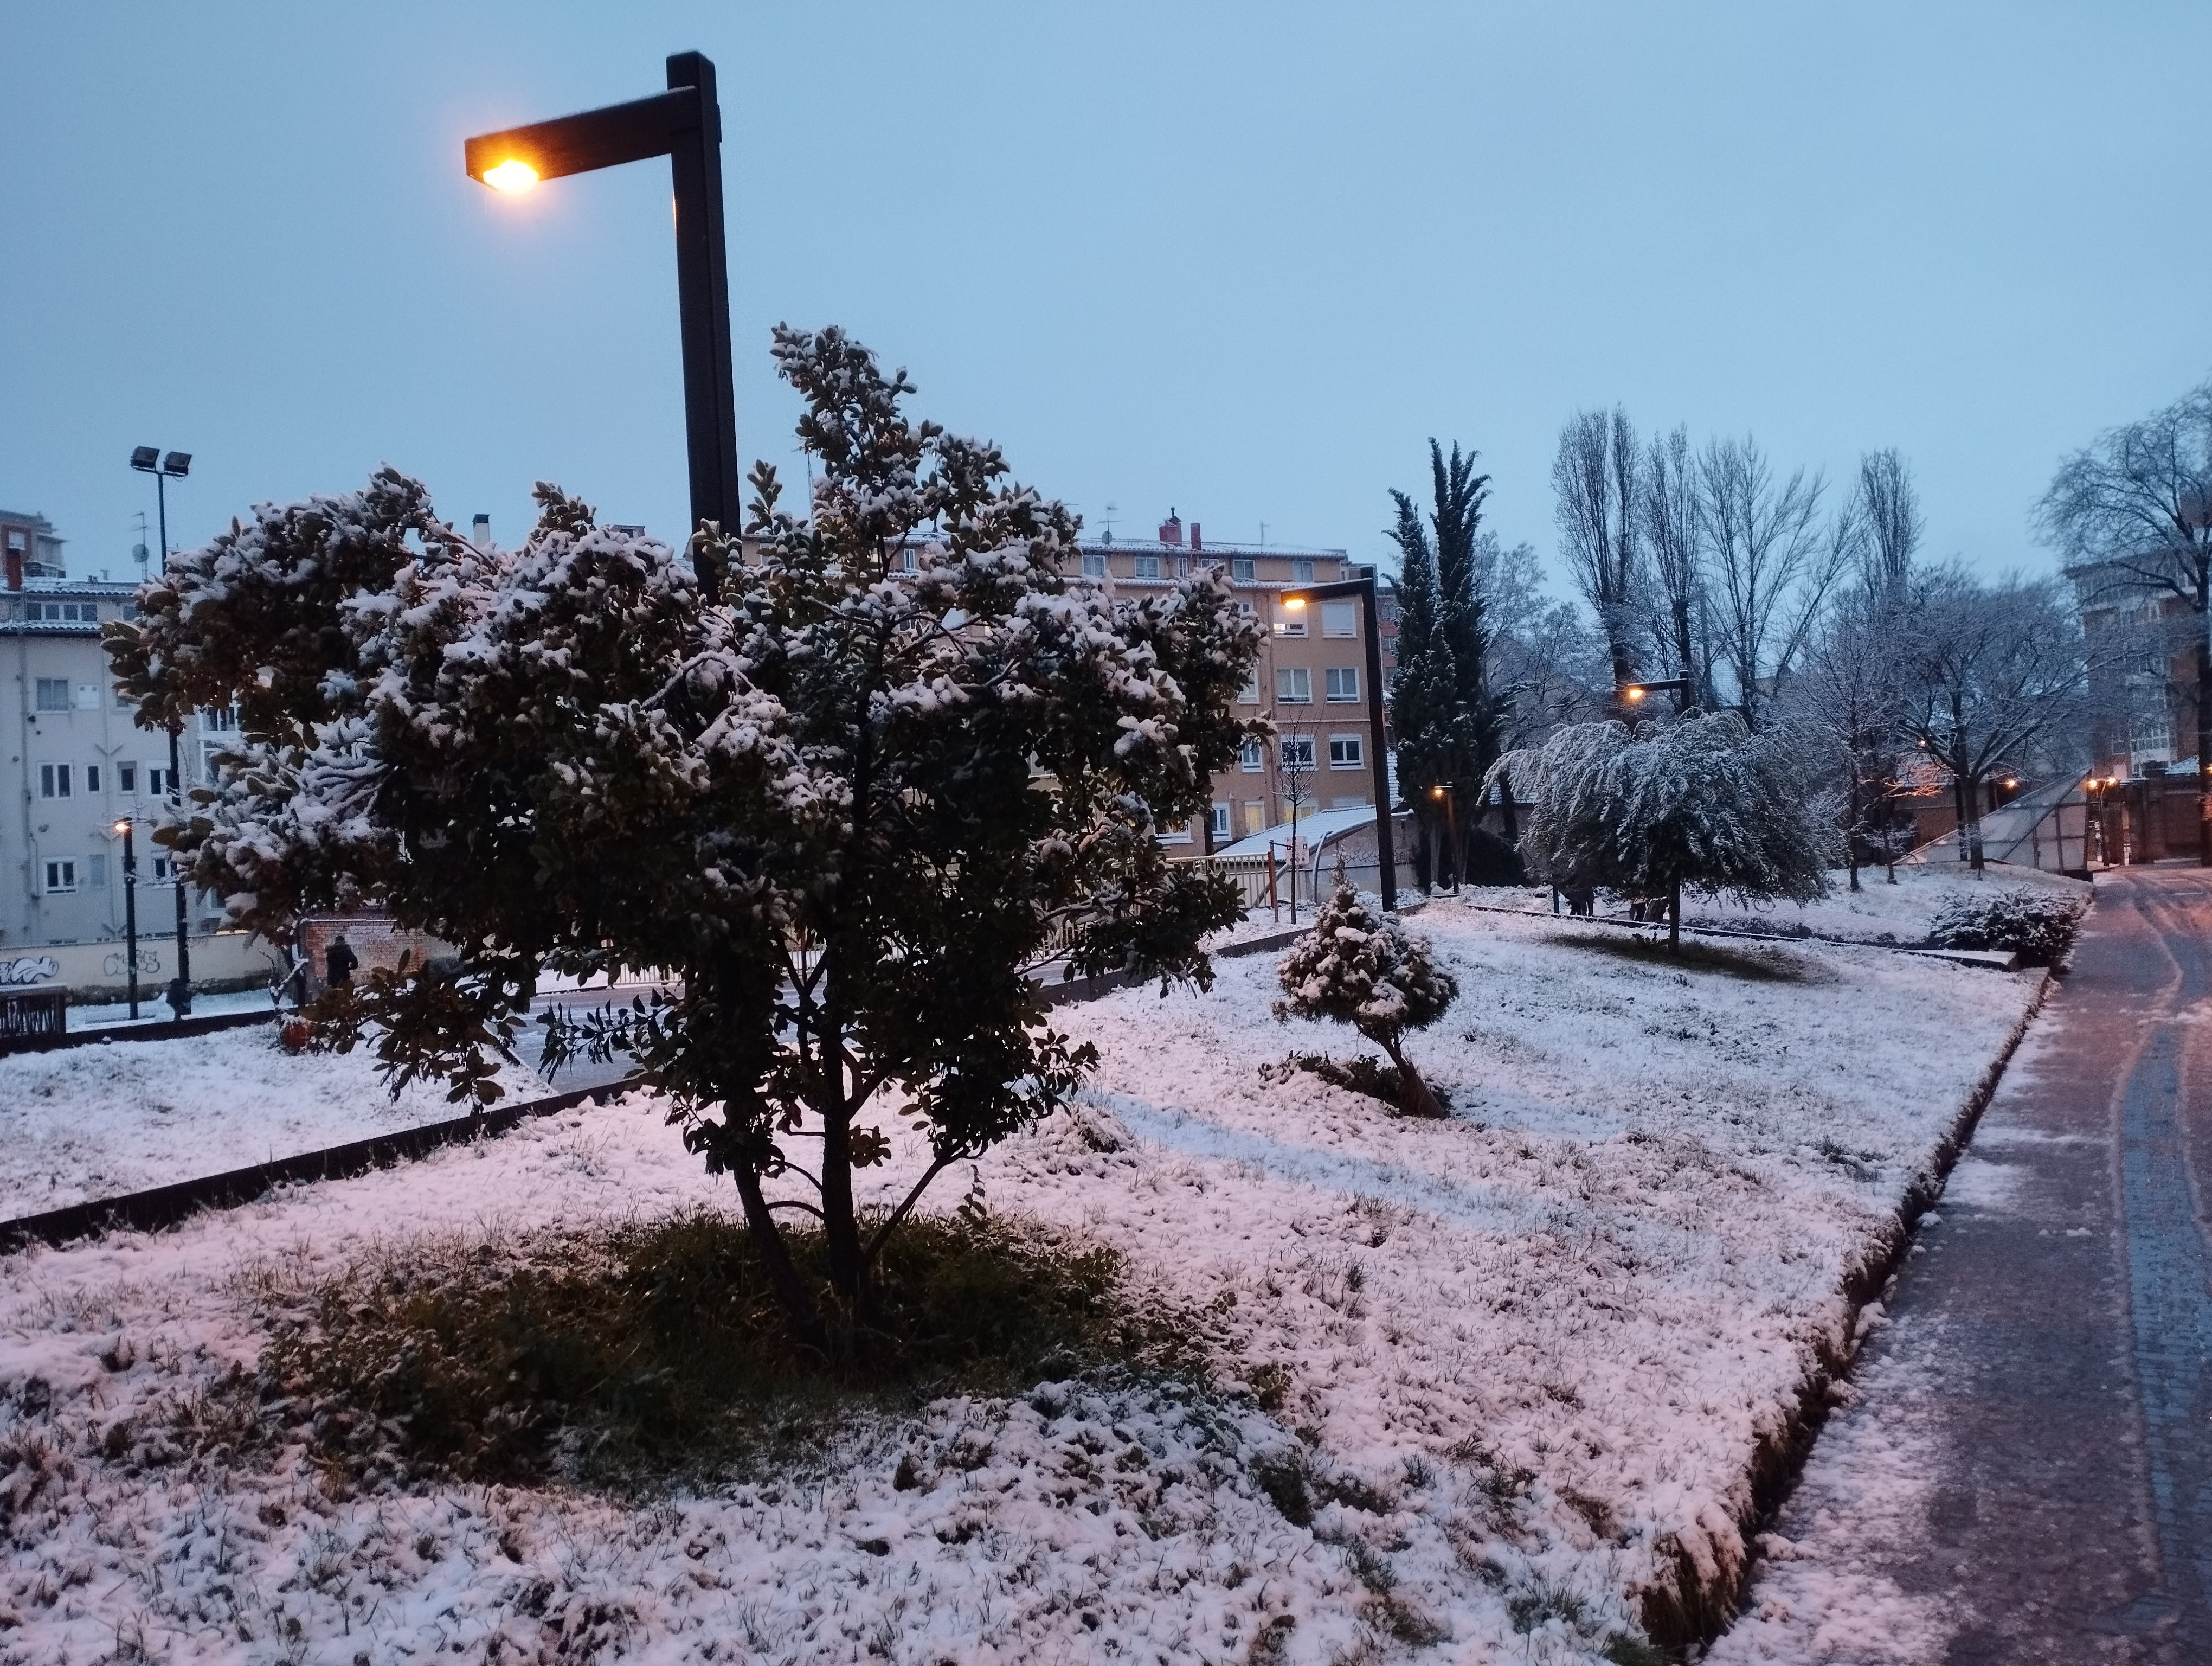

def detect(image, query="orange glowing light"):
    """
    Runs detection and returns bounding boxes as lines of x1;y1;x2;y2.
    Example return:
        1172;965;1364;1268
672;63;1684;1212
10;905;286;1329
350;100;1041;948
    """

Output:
1624;685;1646;702
1283;595;1306;610
483;159;539;193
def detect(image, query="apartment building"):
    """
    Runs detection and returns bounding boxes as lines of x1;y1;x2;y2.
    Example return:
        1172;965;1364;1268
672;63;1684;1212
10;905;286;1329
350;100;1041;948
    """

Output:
1;510;229;949
1073;512;1381;851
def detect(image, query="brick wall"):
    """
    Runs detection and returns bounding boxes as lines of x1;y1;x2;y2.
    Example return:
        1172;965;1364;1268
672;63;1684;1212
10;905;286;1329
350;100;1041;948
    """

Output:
299;914;457;997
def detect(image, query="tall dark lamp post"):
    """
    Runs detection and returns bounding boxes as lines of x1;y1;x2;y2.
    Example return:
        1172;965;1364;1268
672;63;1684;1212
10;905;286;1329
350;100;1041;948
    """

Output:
1281;573;1398;913
129;446;193;1016
113;818;140;1020
463;52;741;599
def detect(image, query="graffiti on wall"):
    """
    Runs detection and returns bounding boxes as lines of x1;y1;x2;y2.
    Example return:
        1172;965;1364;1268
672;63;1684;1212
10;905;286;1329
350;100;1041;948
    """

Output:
0;957;61;988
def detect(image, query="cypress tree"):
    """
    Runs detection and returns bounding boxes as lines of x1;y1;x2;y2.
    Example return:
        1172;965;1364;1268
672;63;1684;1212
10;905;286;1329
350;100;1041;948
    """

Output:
1386;491;1456;890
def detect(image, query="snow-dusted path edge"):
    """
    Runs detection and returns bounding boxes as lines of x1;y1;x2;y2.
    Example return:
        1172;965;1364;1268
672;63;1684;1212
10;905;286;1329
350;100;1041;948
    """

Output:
1694;966;2056;1646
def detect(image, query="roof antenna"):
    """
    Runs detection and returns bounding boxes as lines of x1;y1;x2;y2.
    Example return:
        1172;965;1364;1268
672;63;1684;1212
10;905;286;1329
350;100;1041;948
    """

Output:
1101;501;1116;543
132;511;151;575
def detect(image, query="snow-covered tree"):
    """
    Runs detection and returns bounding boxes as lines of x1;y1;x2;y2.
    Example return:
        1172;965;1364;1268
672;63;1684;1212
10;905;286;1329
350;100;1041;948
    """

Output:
105;325;1264;1342
1273;873;1458;1117
1492;710;1841;951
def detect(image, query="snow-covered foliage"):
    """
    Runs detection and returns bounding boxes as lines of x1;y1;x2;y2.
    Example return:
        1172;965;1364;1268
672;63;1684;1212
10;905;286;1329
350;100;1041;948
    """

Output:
1495;710;1842;944
1926;886;2086;964
1273;876;1458;1115
101;324;1264;1326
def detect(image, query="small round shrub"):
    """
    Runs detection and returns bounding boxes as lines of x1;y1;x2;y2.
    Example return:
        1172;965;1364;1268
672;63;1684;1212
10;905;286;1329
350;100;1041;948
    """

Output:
1926;886;2086;965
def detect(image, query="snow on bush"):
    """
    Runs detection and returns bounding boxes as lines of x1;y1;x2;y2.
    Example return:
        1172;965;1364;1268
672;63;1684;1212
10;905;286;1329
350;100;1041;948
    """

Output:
1926;886;2086;964
1272;875;1458;1116
102;325;1264;1337
1496;711;1843;949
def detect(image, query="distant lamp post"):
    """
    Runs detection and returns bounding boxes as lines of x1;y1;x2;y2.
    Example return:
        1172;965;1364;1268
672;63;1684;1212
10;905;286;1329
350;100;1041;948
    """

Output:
129;445;194;1016
1280;574;1397;912
113;818;140;1021
1429;783;1459;894
1620;675;1689;714
463;52;740;599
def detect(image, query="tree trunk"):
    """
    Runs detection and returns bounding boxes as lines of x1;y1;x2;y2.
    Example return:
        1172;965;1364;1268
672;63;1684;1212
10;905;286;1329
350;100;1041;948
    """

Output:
1846;767;1862;892
1670;878;1682;953
1496;766;1520;849
732;1162;826;1353
1385;1037;1446;1118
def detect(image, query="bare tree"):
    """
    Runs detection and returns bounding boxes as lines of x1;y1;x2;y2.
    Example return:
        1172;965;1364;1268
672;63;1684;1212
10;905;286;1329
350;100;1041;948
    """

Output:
1791;587;1912;889
1699;435;1856;727
2037;380;2212;863
1277;718;1317;920
1901;568;2086;874
1856;447;1924;603
1640;424;1709;712
1553;408;1642;709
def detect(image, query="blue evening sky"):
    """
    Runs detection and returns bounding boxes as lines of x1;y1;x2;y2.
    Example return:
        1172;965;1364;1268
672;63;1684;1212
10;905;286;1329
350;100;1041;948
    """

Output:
4;2;2207;592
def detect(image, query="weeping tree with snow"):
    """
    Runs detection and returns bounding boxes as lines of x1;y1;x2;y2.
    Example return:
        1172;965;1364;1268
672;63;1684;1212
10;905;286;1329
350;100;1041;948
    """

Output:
1491;710;1841;951
1272;869;1459;1117
104;324;1264;1346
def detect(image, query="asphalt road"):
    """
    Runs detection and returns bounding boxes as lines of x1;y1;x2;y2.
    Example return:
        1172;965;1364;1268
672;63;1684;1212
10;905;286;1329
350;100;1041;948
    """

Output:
1729;865;2212;1664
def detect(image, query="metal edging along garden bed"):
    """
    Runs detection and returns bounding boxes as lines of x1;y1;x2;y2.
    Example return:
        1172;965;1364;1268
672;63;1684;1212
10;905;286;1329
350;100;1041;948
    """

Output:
0;924;1327;1254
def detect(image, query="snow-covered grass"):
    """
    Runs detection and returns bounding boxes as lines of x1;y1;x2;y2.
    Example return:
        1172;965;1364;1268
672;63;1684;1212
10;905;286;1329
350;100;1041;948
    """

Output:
1465;858;2090;945
0;1030;543;1216
0;905;2040;1663
66;986;279;1029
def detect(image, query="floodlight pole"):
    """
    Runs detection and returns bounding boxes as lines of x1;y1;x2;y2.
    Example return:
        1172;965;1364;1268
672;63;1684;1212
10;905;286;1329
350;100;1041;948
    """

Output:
116;819;140;1020
1281;574;1397;914
464;52;740;600
132;449;194;1016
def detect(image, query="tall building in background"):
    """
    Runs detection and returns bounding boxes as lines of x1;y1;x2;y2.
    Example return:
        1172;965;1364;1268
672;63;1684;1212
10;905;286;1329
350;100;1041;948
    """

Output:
1073;511;1382;850
1;509;229;949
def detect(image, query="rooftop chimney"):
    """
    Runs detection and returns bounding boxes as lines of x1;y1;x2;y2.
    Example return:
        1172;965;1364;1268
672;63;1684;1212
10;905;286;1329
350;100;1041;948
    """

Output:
1189;522;1202;553
471;513;491;547
4;528;23;592
1158;509;1184;547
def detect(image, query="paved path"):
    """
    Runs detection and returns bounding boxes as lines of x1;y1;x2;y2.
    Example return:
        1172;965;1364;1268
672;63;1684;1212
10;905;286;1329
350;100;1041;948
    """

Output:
1713;867;2212;1665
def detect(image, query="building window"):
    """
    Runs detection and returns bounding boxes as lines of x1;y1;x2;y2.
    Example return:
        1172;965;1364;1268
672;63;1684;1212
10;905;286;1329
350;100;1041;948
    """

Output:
202;705;240;733
88;854;107;889
39;763;71;799
1274;608;1306;637
1209;803;1231;841
1081;551;1107;579
43;859;76;894
1321;601;1356;638
899;546;918;574
1243;800;1266;835
1329;734;1364;768
1231;558;1256;582
1293;558;1316;584
1134;554;1161;580
85;764;100;793
1281;736;1316;771
35;678;69;712
115;683;133;708
1276;667;1313;703
118;762;136;793
1238;675;1260;704
1325;667;1359;702
1239;738;1265;772
151;855;173;883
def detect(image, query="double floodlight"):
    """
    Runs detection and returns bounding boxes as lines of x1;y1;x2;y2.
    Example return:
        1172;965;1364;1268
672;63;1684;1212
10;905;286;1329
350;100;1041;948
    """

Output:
130;447;190;478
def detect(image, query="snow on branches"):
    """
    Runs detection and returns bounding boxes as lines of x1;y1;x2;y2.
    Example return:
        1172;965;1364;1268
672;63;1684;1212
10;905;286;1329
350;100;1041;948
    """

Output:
1494;710;1842;950
103;324;1266;1335
1274;874;1459;1117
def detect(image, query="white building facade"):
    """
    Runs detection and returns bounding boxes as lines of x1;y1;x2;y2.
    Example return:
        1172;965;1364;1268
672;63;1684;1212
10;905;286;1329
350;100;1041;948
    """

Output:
2;509;227;952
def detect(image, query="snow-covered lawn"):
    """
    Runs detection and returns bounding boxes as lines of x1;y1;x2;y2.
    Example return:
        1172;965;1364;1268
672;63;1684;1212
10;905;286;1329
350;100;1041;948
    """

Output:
0;1030;543;1217
0;905;2040;1663
1465;858;2089;945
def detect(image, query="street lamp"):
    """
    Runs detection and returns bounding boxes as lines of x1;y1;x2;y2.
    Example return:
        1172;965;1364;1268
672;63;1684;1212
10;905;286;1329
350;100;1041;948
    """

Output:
113;819;140;1021
1429;783;1459;894
1621;676;1689;711
1280;573;1398;912
464;52;740;600
129;445;194;1016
